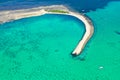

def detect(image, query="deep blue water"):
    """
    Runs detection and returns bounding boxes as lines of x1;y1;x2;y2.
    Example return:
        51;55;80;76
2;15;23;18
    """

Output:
0;0;120;12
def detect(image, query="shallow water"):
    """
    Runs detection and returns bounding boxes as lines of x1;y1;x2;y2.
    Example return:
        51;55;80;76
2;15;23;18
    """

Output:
0;14;86;80
0;1;120;80
85;1;120;80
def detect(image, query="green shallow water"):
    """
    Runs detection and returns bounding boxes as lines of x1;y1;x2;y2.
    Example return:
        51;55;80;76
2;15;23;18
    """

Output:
0;1;120;80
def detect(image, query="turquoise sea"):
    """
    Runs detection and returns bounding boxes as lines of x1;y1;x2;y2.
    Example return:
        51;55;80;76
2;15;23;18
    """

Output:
0;1;120;80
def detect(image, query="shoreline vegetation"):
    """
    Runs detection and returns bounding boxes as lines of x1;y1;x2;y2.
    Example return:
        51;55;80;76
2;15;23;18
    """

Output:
47;10;68;13
0;5;94;56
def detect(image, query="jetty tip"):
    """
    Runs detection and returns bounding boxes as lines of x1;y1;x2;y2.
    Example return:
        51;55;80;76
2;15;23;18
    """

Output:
71;52;78;57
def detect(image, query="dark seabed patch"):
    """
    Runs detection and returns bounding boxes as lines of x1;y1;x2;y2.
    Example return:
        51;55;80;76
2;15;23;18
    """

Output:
114;31;120;35
54;49;59;52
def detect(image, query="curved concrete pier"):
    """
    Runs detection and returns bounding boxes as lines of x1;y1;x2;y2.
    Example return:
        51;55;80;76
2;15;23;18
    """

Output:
0;5;94;56
46;11;94;55
70;12;94;55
